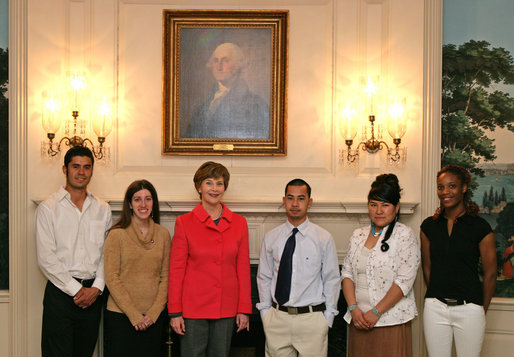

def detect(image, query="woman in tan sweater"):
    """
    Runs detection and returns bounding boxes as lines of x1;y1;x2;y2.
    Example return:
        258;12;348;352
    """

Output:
104;180;171;356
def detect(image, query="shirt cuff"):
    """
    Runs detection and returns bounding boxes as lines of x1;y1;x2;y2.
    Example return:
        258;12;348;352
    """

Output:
66;279;83;297
323;310;335;328
394;279;410;296
92;278;105;294
259;307;270;320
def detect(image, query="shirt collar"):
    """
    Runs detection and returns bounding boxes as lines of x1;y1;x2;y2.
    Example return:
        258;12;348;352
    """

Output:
56;186;93;201
285;217;310;236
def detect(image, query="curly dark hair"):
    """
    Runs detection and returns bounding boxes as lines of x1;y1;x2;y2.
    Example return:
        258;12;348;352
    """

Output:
368;174;402;252
434;164;479;218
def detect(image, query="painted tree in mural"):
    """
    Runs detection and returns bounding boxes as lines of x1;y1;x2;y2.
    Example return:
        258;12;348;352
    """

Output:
442;40;514;176
0;47;7;289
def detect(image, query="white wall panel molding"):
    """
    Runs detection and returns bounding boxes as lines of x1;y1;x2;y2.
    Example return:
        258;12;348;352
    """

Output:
0;291;8;303
9;0;29;355
358;0;390;81
419;1;443;356
489;298;514;312
113;0;337;176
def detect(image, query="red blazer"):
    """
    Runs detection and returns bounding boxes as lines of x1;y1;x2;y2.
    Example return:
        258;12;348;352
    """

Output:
168;203;252;318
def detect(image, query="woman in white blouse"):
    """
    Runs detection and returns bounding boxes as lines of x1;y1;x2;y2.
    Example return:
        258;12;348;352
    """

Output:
341;174;420;357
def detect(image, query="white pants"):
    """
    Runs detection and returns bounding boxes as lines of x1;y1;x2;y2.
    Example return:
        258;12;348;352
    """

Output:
423;298;485;357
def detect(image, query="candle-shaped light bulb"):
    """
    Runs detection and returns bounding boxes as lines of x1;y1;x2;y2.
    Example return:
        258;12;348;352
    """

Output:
339;105;357;140
68;72;86;111
93;98;113;138
364;77;377;115
387;99;406;139
42;93;61;134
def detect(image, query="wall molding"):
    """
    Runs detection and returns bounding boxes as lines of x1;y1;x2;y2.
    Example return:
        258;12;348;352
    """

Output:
489;297;514;311
105;199;419;215
0;291;8;304
420;0;443;356
9;0;29;356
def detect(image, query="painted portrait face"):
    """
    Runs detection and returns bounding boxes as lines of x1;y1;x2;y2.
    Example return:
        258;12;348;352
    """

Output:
199;176;226;206
130;189;153;222
368;199;399;231
211;47;237;84
209;43;244;86
63;155;93;190
437;172;467;210
283;184;312;226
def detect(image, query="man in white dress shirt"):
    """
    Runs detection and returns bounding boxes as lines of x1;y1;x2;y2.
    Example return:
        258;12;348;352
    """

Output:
36;146;112;357
257;179;341;356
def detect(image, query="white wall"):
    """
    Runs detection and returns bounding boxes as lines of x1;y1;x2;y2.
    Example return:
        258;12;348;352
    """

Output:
4;0;513;356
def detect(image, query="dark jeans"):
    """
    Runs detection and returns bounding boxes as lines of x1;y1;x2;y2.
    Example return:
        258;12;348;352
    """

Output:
41;281;103;357
104;309;167;357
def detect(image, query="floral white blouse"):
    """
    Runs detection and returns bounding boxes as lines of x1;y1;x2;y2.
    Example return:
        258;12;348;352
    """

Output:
341;222;420;327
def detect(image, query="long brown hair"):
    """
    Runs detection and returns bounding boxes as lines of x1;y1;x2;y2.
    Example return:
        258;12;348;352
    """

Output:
111;180;160;230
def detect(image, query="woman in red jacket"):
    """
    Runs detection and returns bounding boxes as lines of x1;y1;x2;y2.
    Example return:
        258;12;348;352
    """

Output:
168;161;252;357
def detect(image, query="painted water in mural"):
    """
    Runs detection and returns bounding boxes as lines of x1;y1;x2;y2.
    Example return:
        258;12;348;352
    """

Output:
473;170;514;297
443;0;514;297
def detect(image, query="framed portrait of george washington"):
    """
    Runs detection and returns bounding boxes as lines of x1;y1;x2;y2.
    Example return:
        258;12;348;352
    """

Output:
162;10;288;155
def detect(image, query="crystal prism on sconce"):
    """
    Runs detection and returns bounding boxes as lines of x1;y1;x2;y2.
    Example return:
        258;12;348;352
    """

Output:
41;72;113;161
339;79;407;166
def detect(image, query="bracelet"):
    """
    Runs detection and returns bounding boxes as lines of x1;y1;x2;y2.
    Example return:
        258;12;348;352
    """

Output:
348;304;358;312
372;306;382;316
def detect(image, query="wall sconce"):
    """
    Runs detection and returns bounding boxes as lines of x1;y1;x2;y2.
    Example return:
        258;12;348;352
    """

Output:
339;79;407;166
41;72;113;161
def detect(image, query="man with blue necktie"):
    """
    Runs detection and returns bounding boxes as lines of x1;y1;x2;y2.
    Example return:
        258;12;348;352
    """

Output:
257;178;341;356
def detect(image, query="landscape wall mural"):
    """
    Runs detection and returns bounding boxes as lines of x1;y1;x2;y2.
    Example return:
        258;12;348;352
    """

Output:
443;0;514;297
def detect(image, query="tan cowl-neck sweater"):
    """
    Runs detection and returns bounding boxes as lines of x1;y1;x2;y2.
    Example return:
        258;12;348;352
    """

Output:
104;219;171;325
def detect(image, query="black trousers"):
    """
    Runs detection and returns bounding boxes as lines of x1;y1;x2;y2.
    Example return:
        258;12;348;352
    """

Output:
41;280;103;357
104;309;167;357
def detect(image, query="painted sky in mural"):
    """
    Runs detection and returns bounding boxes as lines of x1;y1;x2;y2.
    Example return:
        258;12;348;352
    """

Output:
444;0;514;164
0;0;7;49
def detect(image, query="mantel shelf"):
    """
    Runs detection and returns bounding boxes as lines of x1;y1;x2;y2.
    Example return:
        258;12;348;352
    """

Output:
103;200;419;215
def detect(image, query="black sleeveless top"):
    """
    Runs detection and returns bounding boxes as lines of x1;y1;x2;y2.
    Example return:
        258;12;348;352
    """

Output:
421;213;492;305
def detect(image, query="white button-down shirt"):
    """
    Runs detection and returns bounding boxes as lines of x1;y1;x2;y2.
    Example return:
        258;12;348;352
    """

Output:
257;218;341;326
341;222;420;327
36;186;112;296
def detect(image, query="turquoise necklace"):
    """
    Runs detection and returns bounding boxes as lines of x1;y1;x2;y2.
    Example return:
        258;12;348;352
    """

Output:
371;223;383;237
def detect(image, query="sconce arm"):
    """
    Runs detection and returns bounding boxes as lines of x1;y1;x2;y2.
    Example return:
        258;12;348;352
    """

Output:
83;138;105;160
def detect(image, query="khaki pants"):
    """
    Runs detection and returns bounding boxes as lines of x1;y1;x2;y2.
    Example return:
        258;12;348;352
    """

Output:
262;307;329;357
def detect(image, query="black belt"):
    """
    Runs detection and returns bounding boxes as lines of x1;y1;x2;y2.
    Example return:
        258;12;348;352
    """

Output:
436;297;467;306
272;302;326;315
73;277;95;288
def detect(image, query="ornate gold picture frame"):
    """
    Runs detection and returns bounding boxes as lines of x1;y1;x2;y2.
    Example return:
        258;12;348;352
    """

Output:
162;10;288;155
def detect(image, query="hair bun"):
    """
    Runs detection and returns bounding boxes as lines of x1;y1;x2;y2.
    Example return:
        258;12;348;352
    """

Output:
374;173;399;186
